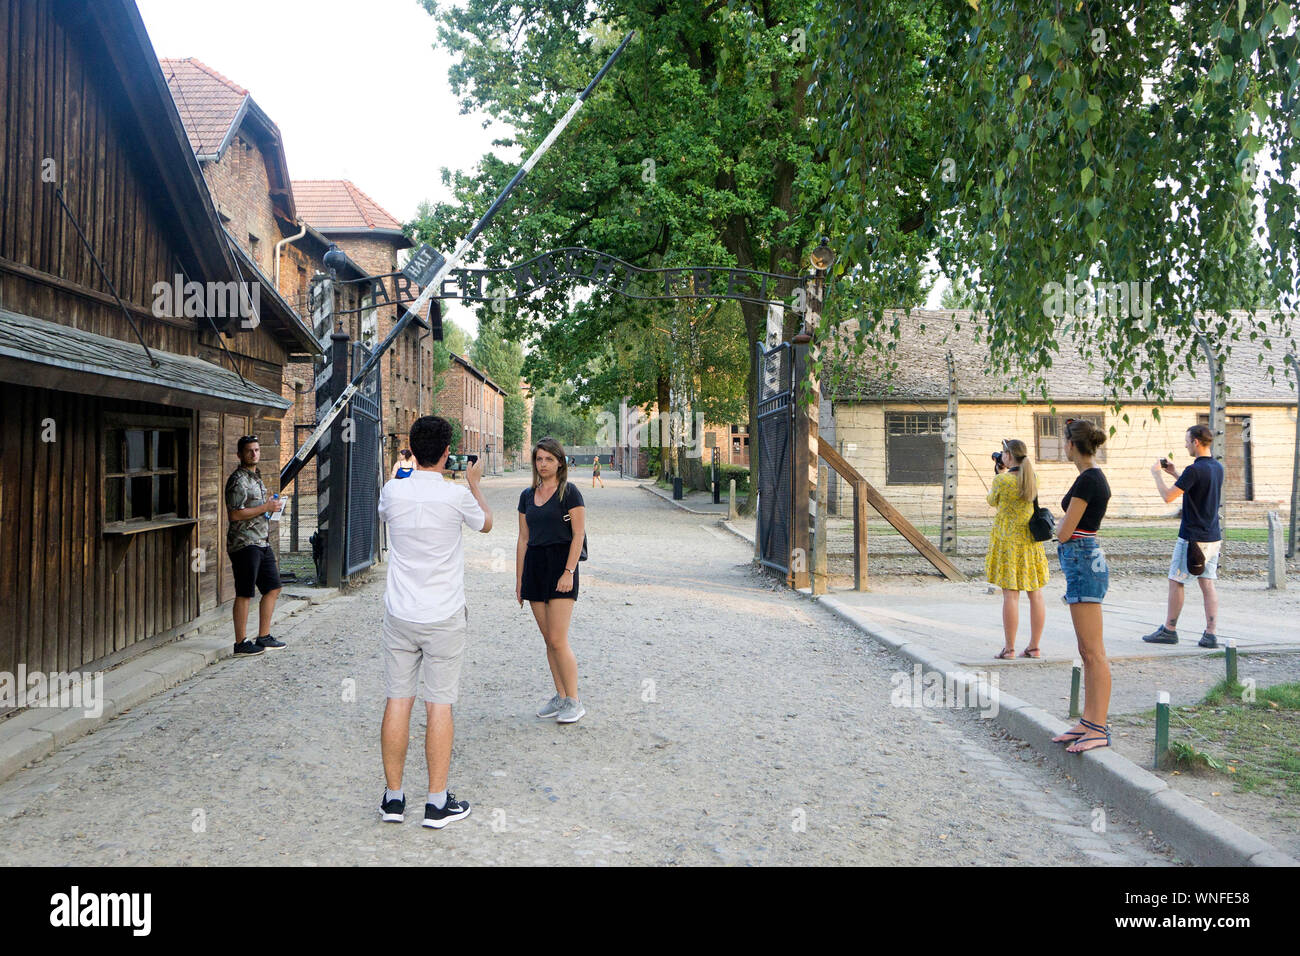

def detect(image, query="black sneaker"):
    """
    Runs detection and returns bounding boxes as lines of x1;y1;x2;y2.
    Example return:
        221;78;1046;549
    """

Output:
422;793;471;829
380;791;406;823
233;640;266;657
1142;625;1179;645
255;634;287;650
1198;632;1218;649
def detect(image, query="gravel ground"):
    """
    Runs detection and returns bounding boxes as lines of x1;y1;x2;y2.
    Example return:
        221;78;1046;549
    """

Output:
0;474;1179;866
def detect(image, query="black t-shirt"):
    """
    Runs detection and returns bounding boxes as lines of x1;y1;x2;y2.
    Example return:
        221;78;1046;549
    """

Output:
1061;467;1111;534
1174;456;1223;542
518;483;585;547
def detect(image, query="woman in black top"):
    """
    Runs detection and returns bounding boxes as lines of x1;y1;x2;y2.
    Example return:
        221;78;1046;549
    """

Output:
516;437;586;723
1052;419;1113;753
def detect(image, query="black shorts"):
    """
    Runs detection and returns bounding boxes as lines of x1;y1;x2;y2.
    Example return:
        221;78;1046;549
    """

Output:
521;541;578;603
230;544;282;598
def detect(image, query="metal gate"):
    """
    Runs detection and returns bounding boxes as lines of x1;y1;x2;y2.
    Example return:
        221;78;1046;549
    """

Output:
344;343;383;577
756;341;794;575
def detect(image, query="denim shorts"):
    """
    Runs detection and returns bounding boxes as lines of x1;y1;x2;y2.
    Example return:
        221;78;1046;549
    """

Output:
1057;537;1108;604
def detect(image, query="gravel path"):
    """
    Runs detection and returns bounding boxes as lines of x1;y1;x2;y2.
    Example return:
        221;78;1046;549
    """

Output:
0;474;1178;865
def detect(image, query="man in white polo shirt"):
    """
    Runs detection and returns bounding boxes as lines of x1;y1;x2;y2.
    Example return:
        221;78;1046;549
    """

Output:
376;416;492;830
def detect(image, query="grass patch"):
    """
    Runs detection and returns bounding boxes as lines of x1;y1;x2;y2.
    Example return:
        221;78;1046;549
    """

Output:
1098;526;1268;543
1160;681;1300;799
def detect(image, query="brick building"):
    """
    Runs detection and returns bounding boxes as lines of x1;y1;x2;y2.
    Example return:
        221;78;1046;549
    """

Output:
293;180;435;470
436;354;506;474
162;57;395;551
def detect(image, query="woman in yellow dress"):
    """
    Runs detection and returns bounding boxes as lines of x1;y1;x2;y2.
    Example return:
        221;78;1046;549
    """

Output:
986;439;1049;659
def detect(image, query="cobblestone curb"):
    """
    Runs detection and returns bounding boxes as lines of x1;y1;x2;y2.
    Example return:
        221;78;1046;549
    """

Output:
722;517;1298;866
0;594;317;786
637;481;730;516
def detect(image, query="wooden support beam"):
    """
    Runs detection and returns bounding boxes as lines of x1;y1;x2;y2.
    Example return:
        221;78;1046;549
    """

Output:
818;439;965;583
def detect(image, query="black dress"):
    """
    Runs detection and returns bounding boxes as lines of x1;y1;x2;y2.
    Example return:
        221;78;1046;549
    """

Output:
519;484;584;602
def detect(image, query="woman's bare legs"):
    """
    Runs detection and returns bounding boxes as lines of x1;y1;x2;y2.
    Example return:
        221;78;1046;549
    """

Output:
1000;589;1019;653
530;598;578;699
1058;602;1110;750
1027;588;1046;652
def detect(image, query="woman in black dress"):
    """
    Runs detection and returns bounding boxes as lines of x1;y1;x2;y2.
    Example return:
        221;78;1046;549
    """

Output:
516;437;586;723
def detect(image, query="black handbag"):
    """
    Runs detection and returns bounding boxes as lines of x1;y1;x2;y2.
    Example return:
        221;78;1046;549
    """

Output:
561;488;588;561
1028;497;1056;542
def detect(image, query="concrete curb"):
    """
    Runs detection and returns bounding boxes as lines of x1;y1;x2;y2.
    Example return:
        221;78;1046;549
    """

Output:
813;591;1298;867
637;482;732;517
0;593;320;787
724;513;1295;863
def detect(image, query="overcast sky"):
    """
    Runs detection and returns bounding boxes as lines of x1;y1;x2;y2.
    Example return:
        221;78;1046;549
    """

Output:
135;0;504;332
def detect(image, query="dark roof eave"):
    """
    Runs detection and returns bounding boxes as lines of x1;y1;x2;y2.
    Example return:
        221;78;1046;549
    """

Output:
313;227;413;248
448;352;505;393
226;235;321;356
0;308;291;416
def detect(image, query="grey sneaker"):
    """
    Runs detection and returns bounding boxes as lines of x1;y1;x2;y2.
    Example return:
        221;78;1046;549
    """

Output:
555;697;586;724
1142;625;1179;645
1198;632;1218;649
537;693;564;718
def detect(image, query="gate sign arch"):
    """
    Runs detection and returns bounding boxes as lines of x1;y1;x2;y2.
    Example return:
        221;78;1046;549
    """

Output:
346;245;810;315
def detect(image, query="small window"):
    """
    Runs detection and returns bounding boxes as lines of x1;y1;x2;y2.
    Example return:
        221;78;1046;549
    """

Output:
104;427;186;523
885;413;946;484
1035;413;1107;463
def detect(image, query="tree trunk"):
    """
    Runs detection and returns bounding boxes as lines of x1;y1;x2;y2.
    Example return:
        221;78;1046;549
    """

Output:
656;374;671;483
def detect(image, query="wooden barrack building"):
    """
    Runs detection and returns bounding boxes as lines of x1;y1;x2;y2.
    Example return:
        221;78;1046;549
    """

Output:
0;0;320;699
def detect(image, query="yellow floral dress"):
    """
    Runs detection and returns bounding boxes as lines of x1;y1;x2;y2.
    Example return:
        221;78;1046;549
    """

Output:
985;473;1049;591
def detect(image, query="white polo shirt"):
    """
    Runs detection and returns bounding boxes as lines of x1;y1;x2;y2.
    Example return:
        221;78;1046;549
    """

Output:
377;470;486;623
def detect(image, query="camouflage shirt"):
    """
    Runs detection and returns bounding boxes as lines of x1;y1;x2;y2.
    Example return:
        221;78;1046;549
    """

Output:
225;466;270;552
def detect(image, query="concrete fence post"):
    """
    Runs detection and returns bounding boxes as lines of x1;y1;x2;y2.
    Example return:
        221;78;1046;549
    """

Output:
1267;511;1286;590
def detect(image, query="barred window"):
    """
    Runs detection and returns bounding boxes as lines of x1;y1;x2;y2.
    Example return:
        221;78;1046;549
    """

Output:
885;412;945;484
104;428;186;524
1035;413;1107;463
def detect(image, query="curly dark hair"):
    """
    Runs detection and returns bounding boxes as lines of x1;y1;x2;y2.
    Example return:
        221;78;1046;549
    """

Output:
409;416;452;467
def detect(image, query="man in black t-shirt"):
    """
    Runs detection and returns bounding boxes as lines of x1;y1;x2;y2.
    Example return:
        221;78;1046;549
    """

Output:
1143;424;1225;648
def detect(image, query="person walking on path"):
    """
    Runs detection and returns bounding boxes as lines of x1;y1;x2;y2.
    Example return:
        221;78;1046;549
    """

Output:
1143;424;1225;649
376;416;493;829
225;435;287;657
592;456;605;489
1051;419;1113;754
986;439;1049;659
517;437;587;724
391;448;414;480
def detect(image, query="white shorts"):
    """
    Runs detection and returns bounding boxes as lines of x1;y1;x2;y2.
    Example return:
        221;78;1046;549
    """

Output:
1169;538;1221;582
381;607;467;703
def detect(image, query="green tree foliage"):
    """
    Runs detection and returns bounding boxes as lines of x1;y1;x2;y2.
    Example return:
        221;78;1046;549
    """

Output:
471;318;529;454
410;0;821;474
810;0;1299;401
532;386;597;447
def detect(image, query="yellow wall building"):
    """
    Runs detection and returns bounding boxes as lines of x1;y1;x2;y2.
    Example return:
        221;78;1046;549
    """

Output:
824;311;1297;527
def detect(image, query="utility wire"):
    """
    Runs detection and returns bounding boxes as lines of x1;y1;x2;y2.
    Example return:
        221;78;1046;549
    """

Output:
54;184;159;368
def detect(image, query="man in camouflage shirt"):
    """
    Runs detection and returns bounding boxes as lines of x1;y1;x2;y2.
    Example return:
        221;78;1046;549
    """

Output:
226;435;287;656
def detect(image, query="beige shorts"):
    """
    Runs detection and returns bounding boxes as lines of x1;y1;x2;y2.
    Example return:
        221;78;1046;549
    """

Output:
382;607;467;703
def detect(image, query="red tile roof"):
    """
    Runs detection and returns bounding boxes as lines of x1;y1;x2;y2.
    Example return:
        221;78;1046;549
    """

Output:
292;180;405;233
159;58;249;157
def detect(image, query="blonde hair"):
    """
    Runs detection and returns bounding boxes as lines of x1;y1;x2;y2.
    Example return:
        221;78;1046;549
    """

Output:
1003;439;1037;502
